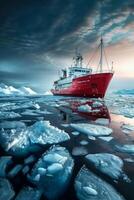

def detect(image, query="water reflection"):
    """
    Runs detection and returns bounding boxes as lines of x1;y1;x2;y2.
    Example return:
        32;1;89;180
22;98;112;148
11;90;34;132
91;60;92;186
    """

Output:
57;98;110;124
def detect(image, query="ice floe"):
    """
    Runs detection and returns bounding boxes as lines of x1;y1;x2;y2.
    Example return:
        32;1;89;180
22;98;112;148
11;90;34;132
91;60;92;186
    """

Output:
80;140;89;145
71;131;80;136
121;124;134;133
75;166;125;200
15;186;41;200
0;178;15;200
30;145;74;199
92;101;103;108
116;144;134;154
72;147;88;156
95;118;109;125
0;121;70;156
70;123;112;137
0;121;26;129
85;153;129;181
0;111;21;120
99;136;113;142
8;164;23;178
0;156;12;177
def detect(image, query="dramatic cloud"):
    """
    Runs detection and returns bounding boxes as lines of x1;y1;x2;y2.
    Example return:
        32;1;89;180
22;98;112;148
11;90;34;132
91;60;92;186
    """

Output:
0;0;134;91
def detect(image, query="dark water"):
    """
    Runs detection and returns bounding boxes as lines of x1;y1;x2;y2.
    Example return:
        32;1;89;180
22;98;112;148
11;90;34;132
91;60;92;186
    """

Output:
0;95;134;200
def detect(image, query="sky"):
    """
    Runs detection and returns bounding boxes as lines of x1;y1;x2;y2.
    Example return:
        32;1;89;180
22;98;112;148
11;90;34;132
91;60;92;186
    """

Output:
0;0;134;92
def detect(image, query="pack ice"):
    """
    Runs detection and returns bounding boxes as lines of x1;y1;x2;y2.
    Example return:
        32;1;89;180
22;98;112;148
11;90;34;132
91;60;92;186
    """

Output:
29;145;74;200
70;123;112;136
75;166;125;200
85;153;129;180
0;121;70;156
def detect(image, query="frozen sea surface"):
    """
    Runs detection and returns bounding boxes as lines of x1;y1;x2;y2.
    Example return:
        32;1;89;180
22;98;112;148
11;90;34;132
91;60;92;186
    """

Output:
0;94;133;200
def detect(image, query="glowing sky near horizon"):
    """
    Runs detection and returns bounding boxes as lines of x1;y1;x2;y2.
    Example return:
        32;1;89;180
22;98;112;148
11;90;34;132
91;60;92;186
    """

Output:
0;0;134;92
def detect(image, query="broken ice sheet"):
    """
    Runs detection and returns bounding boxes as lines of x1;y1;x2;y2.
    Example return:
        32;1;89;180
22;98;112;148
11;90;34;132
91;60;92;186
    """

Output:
70;123;112;136
0;121;70;156
0;178;15;200
30;145;74;200
85;153;130;181
15;186;42;200
75;166;125;200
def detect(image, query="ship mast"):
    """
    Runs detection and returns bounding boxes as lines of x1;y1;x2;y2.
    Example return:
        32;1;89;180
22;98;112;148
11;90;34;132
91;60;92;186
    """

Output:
99;37;103;73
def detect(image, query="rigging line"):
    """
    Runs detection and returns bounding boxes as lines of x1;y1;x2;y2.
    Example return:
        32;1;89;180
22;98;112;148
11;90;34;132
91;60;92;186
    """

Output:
86;44;100;67
103;45;110;70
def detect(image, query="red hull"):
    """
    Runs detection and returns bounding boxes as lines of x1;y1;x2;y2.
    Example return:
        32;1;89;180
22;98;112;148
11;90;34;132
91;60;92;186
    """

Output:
51;72;113;98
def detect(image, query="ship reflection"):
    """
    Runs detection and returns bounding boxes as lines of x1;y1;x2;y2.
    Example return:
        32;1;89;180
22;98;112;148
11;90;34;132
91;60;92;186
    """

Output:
58;98;110;124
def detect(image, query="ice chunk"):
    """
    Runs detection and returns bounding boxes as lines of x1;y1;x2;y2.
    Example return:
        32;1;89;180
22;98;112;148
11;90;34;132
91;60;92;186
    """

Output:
80;140;88;145
85;153;128;180
0;156;12;177
15;186;41;200
30;145;74;199
8;164;23;178
0;111;21;120
116;144;134;154
92;101;103;108
78;104;92;113
0;178;15;200
124;158;134;163
95;118;109;125
71;123;112;136
29;121;70;145
88;136;96;140
22;166;30;175
75;166;125;200
71;131;80;136
99;136;113;142
0;121;70;156
121;124;134;133
72;147;88;156
24;155;36;165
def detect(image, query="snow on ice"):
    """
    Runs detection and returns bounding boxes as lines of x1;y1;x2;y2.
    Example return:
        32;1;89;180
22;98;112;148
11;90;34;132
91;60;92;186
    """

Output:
99;136;113;142
75;166;125;200
121;124;134;133
0;121;70;156
30;145;74;199
85;153;129;181
70;123;112;137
